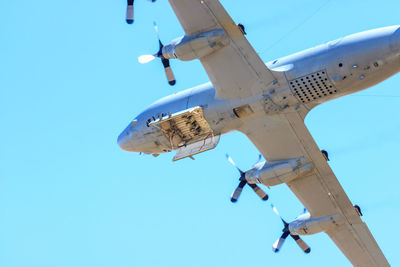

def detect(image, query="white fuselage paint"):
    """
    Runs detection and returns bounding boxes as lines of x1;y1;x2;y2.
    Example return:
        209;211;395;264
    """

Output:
118;25;400;154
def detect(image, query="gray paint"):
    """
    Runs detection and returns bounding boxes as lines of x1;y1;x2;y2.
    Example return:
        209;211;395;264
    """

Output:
118;25;400;155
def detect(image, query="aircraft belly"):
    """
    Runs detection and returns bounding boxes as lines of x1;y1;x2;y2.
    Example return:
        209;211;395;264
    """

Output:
286;69;339;107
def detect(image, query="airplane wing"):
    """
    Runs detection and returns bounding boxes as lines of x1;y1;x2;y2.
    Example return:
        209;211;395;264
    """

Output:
167;1;389;265
239;109;389;267
168;0;277;99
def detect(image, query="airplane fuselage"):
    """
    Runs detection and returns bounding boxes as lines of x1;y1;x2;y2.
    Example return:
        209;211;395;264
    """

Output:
118;25;400;155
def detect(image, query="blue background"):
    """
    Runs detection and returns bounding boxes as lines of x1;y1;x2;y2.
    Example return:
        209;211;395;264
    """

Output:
1;0;399;266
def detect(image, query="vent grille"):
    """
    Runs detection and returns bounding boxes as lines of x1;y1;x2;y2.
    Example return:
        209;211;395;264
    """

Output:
289;70;337;103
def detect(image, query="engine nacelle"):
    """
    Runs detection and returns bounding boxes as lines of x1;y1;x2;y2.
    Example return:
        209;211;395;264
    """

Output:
245;158;314;187
289;213;344;236
161;29;229;61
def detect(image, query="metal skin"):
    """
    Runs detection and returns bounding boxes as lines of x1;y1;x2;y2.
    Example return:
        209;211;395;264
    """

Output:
288;212;344;236
161;29;229;61
244;157;314;187
118;25;400;157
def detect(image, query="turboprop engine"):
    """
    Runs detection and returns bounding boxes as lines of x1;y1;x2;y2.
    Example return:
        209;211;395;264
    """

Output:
288;213;344;235
245;157;314;187
226;156;314;202
138;28;229;85
160;29;229;61
271;205;344;253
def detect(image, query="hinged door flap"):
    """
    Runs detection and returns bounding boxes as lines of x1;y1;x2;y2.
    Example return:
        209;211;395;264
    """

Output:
173;135;220;161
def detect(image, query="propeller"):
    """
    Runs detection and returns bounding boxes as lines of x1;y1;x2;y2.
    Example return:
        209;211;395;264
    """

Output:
137;22;176;86
271;204;311;254
226;154;268;203
126;0;157;24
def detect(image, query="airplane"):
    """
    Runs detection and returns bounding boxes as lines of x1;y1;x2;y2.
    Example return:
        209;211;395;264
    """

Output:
117;0;400;266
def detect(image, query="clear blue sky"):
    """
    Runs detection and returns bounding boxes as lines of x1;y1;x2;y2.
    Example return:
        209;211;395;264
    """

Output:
1;0;400;266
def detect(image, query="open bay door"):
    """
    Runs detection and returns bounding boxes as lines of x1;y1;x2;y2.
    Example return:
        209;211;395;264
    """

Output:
148;106;220;161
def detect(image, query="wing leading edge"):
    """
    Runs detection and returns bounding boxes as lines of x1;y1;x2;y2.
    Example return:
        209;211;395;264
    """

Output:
239;110;389;266
168;0;277;99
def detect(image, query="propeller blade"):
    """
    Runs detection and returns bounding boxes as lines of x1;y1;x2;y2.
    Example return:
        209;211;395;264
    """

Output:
290;234;311;254
272;231;290;253
231;180;246;203
271;203;281;217
270;203;288;225
126;0;134;24
151;21;176;86
138;54;156;64
161;58;176;86
253;154;262;167
153;21;160;41
225;154;244;175
248;184;268;201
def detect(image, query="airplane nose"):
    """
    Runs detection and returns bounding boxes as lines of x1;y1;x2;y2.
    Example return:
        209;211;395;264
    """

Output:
117;130;131;151
118;120;139;151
